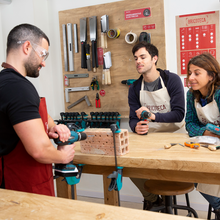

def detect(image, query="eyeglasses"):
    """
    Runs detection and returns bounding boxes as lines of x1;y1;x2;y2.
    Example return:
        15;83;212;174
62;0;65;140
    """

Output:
17;40;49;61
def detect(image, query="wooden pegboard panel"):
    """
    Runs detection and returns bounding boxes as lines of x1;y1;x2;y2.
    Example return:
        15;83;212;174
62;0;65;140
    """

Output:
59;0;165;118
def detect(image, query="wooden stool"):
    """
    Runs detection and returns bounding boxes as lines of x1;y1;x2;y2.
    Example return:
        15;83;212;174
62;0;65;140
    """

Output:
144;180;198;218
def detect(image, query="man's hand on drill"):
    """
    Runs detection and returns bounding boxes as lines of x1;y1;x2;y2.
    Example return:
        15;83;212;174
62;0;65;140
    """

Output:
57;144;75;164
135;107;155;120
48;124;71;142
135;121;149;135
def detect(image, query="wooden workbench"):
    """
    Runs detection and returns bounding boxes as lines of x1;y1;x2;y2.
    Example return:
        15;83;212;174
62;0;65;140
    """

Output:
0;188;204;220
57;132;220;205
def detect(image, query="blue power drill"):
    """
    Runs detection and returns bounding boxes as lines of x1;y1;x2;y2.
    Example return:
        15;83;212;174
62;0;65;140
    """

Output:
206;123;220;136
54;129;87;177
140;110;151;120
121;79;136;86
140;110;152;135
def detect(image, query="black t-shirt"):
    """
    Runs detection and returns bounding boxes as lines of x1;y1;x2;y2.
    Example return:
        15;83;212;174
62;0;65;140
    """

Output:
0;68;41;155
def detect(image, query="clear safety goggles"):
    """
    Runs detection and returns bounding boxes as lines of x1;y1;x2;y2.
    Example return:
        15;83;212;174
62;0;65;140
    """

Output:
17;40;49;61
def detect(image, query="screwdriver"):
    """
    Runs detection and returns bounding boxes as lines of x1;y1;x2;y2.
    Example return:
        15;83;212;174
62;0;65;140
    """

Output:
200;145;220;151
164;143;184;149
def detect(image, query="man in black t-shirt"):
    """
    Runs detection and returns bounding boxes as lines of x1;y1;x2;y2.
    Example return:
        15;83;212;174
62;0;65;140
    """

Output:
0;24;75;196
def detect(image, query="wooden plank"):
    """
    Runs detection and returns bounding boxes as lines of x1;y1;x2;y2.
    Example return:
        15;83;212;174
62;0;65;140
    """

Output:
103;174;119;205
56;177;72;199
0;189;204;220
57;132;220;202
59;0;165;117
73;132;220;174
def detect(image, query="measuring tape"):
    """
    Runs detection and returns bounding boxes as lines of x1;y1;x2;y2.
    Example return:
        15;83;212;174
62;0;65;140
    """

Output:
107;28;120;39
125;31;138;44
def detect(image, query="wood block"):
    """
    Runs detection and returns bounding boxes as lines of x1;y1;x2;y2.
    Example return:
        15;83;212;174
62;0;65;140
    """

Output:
80;128;129;156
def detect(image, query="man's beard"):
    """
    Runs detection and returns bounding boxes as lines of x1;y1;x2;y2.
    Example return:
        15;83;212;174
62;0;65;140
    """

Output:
24;51;41;78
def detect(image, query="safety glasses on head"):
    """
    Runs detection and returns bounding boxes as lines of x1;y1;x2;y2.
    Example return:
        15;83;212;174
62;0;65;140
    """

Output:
17;40;49;61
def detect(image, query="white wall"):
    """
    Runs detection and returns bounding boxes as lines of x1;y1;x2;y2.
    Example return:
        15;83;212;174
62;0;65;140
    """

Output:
1;0;220;212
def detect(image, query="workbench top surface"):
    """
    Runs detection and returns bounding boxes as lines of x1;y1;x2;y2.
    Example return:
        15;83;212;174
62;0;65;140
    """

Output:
0;189;204;220
74;132;220;173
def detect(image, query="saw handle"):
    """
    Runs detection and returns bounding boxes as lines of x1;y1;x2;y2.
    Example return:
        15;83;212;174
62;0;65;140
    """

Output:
106;69;111;85
101;32;108;49
102;69;106;85
91;40;96;72
95;41;99;68
81;41;87;69
101;32;105;48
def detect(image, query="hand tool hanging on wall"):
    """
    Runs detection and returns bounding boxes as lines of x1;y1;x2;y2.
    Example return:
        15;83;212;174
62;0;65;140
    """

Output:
67;95;91;109
96;93;101;108
139;32;151;43
64;73;89;86
85;44;91;71
62;24;68;72
103;51;112;85
89;16;99;72
65;86;90;102
90;76;99;90
100;15;109;49
121;79;136;86
80;17;87;69
67;23;74;71
73;24;79;53
102;58;107;85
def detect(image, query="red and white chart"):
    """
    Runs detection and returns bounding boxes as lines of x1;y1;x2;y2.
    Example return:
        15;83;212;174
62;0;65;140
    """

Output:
176;11;219;75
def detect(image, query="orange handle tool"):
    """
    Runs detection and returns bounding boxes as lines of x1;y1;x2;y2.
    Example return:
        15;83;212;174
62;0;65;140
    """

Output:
184;142;200;149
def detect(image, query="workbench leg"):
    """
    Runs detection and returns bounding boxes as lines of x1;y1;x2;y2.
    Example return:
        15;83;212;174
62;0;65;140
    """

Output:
103;174;119;206
56;177;77;200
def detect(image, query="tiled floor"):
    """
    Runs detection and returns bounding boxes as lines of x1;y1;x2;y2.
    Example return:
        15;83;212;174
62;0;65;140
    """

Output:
77;195;214;219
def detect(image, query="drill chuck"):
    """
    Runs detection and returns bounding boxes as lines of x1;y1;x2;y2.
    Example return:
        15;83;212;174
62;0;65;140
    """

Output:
54;131;87;146
77;132;87;141
141;110;151;120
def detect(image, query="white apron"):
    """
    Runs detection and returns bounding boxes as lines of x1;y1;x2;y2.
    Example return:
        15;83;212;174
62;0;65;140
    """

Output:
195;98;220;197
140;77;185;132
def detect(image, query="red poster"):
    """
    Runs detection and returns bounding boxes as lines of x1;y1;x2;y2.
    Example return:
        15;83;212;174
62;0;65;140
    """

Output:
125;8;151;20
179;24;216;75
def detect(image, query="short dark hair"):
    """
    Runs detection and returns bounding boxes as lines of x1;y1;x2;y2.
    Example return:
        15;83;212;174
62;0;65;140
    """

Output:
6;23;50;55
132;42;159;65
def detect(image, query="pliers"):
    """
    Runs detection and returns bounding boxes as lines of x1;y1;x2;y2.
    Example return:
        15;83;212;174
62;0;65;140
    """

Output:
96;93;100;108
90;77;100;90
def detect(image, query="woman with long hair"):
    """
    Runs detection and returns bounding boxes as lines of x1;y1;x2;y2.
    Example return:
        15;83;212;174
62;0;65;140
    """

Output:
185;52;220;219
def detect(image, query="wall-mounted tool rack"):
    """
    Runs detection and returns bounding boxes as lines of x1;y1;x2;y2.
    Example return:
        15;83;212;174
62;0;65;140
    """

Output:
58;0;166;118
